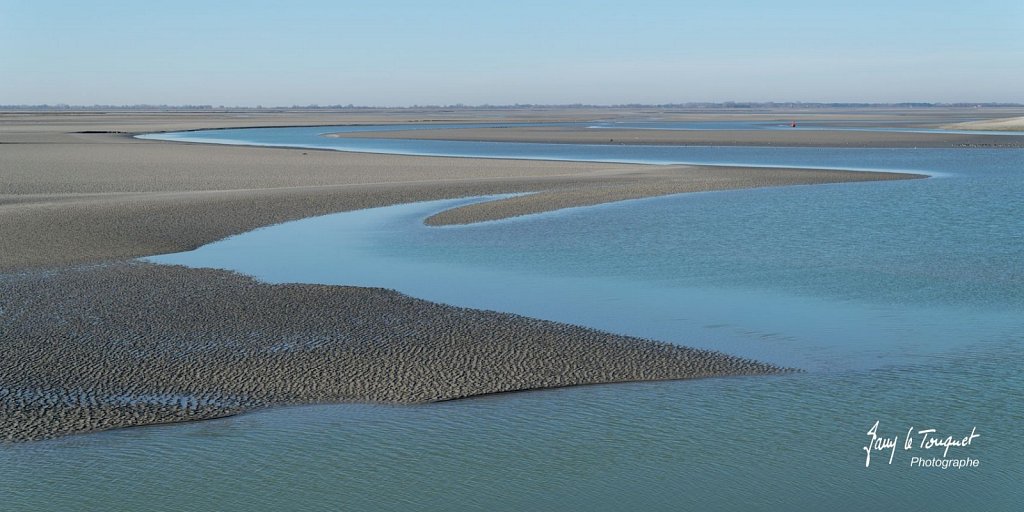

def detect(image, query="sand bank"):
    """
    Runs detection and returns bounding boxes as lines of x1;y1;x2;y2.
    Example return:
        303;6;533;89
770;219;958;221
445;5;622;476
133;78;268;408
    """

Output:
0;262;792;441
328;125;1024;148
0;131;642;271
426;166;919;225
941;116;1024;132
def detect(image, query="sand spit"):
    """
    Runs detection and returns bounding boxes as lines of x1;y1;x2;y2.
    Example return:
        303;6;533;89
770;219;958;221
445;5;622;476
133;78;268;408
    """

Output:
328;125;1024;148
0;132;643;271
427;167;921;225
941;116;1024;132
0;262;790;442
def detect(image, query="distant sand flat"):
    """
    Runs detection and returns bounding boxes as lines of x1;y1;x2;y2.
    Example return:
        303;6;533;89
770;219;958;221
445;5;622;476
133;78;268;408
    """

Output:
942;116;1024;131
327;124;1024;147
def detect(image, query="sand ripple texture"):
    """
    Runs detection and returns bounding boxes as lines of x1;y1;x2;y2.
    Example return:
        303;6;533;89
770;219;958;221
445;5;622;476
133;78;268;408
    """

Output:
0;262;789;442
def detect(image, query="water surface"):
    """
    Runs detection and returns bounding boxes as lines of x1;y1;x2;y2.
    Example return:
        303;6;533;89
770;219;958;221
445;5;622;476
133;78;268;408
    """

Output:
4;125;1021;511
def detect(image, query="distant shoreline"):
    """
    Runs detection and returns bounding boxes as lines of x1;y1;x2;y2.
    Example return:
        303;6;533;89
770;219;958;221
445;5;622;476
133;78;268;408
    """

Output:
326;124;1024;148
4;102;1023;112
942;116;1024;132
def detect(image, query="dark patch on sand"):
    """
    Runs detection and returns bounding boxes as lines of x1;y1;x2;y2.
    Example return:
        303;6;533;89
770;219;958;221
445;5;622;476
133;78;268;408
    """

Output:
0;262;790;441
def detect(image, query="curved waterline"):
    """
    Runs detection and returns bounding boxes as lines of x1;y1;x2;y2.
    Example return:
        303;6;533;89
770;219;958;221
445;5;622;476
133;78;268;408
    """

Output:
136;123;977;177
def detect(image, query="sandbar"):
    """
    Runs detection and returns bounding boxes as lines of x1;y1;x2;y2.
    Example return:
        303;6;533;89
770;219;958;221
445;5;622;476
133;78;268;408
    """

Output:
328;125;1024;148
0;262;790;442
942;116;1024;132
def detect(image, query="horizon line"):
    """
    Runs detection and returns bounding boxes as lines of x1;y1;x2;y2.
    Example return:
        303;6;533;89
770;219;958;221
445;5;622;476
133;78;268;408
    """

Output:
3;101;1023;111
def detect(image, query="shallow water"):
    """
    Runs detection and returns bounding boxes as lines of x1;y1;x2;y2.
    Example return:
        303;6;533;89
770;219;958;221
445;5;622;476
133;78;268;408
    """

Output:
4;126;1022;510
139;123;1020;170
143;141;1024;373
588;119;1024;135
3;360;1019;511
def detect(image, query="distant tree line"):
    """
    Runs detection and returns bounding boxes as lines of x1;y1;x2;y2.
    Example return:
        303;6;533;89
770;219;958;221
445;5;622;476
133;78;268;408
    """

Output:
2;102;1021;111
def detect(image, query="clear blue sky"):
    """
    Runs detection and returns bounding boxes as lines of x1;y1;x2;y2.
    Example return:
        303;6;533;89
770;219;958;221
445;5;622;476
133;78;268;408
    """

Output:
2;0;1022;106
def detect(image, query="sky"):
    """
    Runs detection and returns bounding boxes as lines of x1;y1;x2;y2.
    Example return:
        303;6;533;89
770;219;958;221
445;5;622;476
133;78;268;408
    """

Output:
2;0;1022;106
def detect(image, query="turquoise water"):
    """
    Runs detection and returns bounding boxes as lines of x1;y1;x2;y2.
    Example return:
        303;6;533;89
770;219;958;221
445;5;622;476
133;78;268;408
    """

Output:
4;126;1022;510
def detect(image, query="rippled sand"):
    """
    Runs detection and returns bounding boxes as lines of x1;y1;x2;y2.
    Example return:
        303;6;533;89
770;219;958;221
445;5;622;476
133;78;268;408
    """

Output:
0;262;795;441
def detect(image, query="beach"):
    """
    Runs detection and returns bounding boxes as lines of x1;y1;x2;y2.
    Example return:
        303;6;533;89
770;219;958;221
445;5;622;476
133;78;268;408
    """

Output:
0;109;1008;441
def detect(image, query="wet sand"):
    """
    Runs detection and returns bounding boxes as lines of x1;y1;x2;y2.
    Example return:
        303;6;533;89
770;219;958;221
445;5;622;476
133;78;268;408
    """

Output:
0;130;645;271
426;166;918;225
1;113;924;271
1;110;933;440
0;262;791;442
